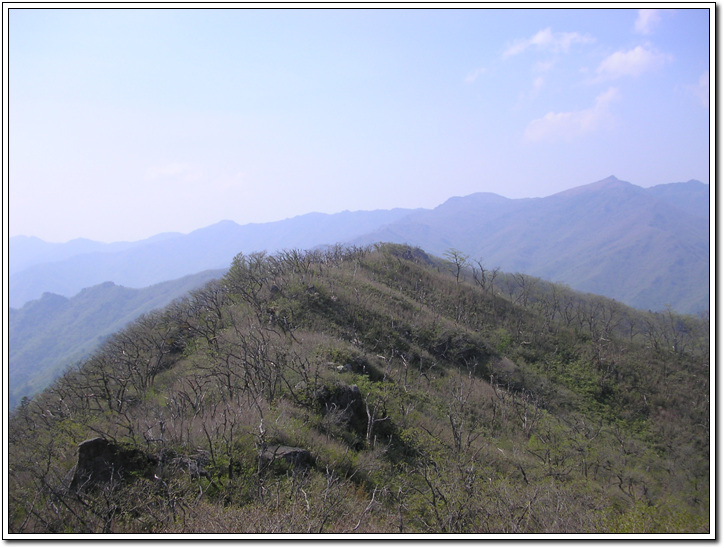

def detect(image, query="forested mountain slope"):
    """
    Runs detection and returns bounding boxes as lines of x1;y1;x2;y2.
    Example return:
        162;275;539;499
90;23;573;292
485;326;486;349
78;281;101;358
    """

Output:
8;244;709;535
9;269;225;409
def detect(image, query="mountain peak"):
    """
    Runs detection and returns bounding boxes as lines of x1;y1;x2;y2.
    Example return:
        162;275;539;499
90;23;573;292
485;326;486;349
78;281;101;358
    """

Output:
552;176;638;198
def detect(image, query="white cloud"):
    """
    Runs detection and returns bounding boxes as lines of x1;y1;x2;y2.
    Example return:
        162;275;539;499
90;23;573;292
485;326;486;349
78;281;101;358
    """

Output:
464;66;486;84
531;76;545;97
687;71;709;107
503;27;594;57
595;45;672;81
523;87;619;143
635;9;662;34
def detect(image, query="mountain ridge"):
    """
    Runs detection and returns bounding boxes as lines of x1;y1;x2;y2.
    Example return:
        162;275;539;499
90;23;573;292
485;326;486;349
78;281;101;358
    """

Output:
8;243;709;534
350;176;709;313
9;207;421;308
10;177;709;313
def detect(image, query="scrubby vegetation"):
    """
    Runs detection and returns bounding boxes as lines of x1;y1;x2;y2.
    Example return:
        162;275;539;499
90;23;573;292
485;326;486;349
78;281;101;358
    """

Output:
8;244;710;535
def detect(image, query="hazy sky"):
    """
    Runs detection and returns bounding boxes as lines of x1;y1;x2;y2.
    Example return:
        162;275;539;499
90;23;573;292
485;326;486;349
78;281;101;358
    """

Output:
8;7;711;243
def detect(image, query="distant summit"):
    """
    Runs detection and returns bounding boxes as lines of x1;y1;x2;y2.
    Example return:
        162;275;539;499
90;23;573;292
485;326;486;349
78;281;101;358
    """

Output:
352;176;709;313
551;175;640;198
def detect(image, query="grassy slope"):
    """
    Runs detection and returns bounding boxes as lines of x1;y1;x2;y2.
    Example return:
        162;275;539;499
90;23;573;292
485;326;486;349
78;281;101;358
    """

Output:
7;244;709;535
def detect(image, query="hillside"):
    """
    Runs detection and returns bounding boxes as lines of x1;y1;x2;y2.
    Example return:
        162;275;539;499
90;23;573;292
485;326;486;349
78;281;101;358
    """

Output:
8;269;225;409
352;176;709;313
8;244;709;535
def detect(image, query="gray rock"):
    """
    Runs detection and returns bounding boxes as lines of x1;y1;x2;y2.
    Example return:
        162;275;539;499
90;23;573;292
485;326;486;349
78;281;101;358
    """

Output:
259;445;313;470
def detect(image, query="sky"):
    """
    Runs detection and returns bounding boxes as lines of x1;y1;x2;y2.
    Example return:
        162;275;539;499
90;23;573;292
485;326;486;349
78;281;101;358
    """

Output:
7;6;712;243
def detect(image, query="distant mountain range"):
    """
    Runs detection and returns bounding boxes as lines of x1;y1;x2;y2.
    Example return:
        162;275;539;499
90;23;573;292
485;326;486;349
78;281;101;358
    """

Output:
9;232;183;276
9;208;420;308
10;176;709;313
351;176;710;314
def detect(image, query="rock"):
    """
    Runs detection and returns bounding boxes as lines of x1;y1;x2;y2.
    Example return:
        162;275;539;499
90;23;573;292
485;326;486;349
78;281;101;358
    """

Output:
314;382;367;434
70;437;158;491
259;445;313;470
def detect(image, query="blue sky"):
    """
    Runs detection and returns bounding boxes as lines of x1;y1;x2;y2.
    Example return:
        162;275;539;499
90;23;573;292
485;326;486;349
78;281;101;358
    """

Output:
8;7;711;242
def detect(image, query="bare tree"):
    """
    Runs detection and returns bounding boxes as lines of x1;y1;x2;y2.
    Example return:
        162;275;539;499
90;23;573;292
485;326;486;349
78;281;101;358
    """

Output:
443;249;469;285
472;259;499;295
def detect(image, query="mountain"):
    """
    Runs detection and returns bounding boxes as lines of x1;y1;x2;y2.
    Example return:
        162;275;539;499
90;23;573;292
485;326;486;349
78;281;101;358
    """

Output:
644;179;710;219
9;208;419;308
8;244;709;534
8;269;225;408
9;232;183;275
351;176;709;313
7;208;418;405
9;177;709;313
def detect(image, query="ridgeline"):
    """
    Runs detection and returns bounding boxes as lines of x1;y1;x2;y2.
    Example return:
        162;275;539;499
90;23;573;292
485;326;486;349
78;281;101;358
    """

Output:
8;244;709;535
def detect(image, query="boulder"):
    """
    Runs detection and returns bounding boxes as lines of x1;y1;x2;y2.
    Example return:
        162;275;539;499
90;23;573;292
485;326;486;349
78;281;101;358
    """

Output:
314;382;367;434
70;437;158;491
